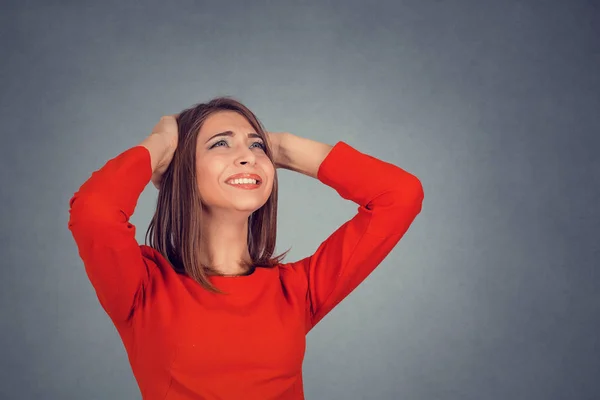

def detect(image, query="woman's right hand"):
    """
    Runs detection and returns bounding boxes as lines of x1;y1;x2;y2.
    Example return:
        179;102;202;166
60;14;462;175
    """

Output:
140;114;179;189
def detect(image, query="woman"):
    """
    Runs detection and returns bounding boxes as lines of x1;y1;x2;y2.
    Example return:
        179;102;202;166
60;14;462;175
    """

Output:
68;97;424;400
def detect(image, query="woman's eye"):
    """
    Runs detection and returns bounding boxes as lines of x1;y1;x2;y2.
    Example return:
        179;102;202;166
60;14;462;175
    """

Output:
209;139;230;149
210;140;265;150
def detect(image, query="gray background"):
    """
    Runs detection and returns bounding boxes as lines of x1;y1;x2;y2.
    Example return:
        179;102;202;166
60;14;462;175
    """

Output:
1;0;598;399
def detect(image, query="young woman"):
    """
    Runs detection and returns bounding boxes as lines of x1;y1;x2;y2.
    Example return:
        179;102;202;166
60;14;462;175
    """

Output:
68;97;424;400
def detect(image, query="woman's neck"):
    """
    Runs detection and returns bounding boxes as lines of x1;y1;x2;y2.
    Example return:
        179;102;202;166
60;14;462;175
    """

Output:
199;211;253;275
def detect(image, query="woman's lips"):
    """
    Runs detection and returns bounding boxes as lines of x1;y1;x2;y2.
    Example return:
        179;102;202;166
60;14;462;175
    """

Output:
225;181;261;190
225;173;262;182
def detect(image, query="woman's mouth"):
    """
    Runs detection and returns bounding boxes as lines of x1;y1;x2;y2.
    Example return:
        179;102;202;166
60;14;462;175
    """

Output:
225;180;261;190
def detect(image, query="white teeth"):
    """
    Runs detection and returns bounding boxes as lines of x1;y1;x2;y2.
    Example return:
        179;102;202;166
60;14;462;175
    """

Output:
228;178;258;185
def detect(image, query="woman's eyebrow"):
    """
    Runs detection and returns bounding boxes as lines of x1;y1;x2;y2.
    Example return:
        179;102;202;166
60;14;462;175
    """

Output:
205;131;262;143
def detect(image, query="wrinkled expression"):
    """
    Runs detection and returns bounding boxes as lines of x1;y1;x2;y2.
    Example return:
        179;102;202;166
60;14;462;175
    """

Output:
195;111;274;215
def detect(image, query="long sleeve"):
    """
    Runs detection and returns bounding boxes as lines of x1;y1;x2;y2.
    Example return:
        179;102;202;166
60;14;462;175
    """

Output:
67;145;155;323
298;141;424;333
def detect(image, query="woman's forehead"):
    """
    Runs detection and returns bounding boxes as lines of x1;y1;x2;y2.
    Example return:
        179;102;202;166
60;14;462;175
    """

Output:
200;111;254;137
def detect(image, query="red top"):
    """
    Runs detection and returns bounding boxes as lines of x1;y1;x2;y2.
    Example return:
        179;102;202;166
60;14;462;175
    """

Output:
68;141;424;400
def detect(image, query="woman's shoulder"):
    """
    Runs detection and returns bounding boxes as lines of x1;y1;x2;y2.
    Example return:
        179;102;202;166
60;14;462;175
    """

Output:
138;244;176;276
276;258;310;285
139;244;165;263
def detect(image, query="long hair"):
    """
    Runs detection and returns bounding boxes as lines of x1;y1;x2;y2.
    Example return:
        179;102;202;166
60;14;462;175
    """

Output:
144;97;290;294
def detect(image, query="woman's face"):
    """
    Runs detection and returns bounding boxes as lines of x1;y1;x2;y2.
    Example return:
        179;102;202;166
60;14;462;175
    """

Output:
195;110;274;215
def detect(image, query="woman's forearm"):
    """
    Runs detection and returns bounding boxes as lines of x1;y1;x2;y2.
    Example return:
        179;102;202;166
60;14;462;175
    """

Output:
278;133;334;179
138;133;174;173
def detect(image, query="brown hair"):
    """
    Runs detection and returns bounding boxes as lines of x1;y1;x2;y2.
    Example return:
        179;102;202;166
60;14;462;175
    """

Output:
144;97;290;294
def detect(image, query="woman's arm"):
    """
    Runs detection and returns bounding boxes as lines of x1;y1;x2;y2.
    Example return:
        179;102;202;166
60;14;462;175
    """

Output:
69;116;178;324
273;132;334;179
68;145;156;324
279;139;424;333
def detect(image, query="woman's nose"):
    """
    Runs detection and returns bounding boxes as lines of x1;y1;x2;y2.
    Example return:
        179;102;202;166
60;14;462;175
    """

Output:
235;145;256;164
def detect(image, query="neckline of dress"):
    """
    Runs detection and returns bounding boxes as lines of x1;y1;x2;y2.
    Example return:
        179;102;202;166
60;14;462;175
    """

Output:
205;265;267;283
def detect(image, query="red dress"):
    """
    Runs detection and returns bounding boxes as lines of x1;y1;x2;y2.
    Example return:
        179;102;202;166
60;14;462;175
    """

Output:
68;141;424;399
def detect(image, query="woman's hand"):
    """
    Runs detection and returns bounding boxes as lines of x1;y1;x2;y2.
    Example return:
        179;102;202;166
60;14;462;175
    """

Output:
139;114;179;189
266;131;287;169
267;133;333;179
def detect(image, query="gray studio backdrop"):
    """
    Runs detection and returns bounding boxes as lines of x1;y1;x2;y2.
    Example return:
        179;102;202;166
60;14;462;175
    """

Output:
1;1;598;399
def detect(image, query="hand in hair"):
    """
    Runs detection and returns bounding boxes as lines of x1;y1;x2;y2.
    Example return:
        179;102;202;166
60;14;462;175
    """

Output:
265;131;287;169
139;114;179;189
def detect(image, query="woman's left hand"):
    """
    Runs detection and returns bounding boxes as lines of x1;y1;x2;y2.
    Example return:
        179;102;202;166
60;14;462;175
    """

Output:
266;131;287;169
